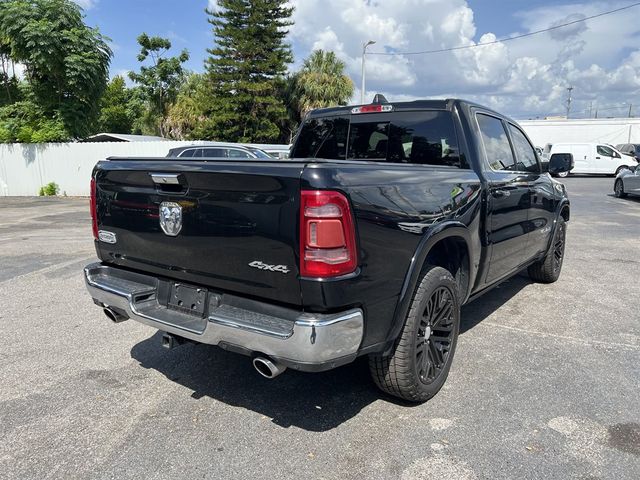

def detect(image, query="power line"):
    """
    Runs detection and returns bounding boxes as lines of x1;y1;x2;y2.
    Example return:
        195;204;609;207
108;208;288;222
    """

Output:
368;2;640;56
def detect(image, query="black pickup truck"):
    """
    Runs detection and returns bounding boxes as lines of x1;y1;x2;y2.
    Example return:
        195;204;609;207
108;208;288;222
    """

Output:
84;98;571;402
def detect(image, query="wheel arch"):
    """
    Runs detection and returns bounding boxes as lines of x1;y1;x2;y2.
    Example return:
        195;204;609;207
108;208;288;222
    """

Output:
542;199;570;256
382;223;475;355
560;201;570;222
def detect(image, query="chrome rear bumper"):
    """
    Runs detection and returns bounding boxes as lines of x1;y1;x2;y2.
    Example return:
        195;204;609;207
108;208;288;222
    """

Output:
83;263;364;371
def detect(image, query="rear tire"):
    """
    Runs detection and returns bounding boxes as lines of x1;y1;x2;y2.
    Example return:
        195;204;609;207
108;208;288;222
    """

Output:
614;179;627;198
528;217;566;283
369;265;460;403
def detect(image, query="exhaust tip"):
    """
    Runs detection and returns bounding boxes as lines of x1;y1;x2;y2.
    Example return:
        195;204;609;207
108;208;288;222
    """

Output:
252;356;286;379
103;307;127;323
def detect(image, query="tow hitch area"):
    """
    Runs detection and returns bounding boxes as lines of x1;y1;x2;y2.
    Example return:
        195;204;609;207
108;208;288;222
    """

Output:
161;333;190;350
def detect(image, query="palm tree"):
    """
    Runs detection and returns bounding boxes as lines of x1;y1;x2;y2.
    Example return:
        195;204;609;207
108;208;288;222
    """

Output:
289;50;354;120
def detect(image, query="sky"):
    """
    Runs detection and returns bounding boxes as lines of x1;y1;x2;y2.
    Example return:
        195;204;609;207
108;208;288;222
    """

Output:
76;0;640;119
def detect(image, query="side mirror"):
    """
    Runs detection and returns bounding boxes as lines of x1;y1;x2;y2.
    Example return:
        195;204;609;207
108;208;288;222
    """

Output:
614;151;621;159
549;153;574;175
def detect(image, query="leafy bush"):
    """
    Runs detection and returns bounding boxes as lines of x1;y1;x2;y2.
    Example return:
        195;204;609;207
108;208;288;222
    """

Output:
38;182;59;196
0;97;70;143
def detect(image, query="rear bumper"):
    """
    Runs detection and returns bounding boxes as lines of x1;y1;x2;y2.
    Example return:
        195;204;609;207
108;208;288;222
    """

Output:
83;262;364;371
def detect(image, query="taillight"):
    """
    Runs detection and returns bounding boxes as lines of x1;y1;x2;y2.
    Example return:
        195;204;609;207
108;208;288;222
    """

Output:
90;177;98;240
351;104;393;114
300;190;357;277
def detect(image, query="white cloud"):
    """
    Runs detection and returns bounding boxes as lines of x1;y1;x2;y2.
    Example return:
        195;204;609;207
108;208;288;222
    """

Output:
288;0;640;118
74;0;97;10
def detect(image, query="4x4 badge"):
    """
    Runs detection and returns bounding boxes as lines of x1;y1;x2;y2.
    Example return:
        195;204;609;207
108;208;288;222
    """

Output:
249;261;290;274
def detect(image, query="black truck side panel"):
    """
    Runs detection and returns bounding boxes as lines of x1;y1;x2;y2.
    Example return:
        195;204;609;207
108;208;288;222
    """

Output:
299;163;483;350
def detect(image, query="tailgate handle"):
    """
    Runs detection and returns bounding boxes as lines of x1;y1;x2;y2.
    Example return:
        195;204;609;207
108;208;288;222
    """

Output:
150;173;180;185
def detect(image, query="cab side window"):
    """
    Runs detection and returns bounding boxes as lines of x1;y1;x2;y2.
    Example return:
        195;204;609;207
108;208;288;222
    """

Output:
228;149;251;159
597;145;614;157
477;113;516;171
508;124;540;173
202;148;227;158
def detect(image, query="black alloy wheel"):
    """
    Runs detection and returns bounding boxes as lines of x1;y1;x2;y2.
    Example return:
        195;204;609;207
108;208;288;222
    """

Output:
552;220;566;275
369;265;461;402
528;216;567;283
416;286;455;384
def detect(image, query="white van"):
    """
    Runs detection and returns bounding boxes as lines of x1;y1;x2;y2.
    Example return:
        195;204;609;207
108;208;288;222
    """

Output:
542;143;638;177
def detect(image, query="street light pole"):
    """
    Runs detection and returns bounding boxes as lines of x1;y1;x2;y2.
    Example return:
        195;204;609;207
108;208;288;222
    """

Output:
361;40;376;104
565;86;573;118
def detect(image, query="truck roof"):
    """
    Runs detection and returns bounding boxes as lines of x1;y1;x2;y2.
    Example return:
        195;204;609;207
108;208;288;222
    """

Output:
307;98;510;122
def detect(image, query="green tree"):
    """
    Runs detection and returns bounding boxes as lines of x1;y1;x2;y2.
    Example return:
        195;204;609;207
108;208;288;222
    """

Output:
163;73;207;140
128;33;189;136
0;40;19;106
289;50;354;120
0;82;68;143
0;0;112;140
197;0;294;143
96;76;134;134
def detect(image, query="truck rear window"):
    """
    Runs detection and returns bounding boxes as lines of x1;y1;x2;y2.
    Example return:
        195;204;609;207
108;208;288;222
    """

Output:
291;110;467;168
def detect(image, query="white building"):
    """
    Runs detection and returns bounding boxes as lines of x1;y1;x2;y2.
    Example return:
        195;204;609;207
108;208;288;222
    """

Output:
518;118;640;148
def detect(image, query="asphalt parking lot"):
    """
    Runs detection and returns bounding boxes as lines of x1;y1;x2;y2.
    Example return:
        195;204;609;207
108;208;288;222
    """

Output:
0;176;638;480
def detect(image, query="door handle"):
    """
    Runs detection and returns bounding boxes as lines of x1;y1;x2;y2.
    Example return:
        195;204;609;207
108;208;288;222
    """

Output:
493;189;510;198
150;173;180;184
595;156;601;159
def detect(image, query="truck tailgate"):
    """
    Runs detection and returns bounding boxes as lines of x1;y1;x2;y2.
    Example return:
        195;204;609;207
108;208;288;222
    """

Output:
94;159;304;306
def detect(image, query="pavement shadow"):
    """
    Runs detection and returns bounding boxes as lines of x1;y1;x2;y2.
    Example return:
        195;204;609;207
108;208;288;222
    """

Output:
130;334;381;432
130;274;532;431
460;273;532;334
607;193;640;203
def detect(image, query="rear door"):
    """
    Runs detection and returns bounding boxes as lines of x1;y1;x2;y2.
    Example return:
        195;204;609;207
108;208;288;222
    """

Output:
570;144;591;173
625;167;640;194
95;160;305;305
476;113;532;284
507;122;555;259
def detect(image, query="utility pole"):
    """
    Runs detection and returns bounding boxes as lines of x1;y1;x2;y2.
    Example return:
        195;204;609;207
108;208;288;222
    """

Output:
628;103;633;118
565;86;574;118
361;40;376;104
588;101;593;118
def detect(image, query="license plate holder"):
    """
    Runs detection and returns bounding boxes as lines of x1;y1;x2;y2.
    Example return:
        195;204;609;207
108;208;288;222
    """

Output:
167;283;206;317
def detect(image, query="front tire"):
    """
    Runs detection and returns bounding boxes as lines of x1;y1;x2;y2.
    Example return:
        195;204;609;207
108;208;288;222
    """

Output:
528;216;566;283
369;265;460;403
614;179;627;198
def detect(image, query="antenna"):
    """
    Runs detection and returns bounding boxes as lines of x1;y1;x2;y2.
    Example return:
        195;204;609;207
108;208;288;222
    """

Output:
372;94;389;104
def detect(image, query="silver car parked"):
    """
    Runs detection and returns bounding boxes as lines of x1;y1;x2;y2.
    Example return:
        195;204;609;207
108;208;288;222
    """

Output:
614;165;640;198
166;144;272;159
